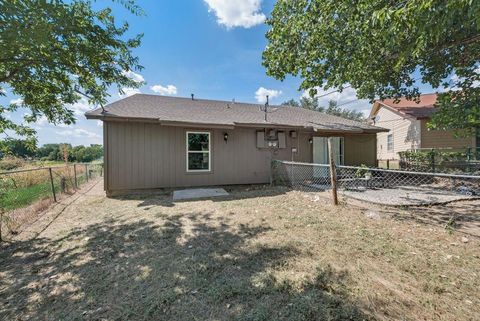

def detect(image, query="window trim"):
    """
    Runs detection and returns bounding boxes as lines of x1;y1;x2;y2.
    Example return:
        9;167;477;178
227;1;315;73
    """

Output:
186;131;211;173
387;133;394;151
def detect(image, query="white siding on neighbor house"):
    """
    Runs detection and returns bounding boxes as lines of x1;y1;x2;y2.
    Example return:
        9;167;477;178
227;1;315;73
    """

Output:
375;106;421;160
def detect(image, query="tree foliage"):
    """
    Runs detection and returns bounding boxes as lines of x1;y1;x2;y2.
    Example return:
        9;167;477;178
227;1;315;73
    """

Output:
3;141;103;163
0;0;143;148
264;0;480;134
324;101;365;121
282;98;365;121
0;138;37;158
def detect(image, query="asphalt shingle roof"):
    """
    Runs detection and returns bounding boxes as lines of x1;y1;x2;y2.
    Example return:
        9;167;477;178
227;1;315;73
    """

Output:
377;93;437;119
85;94;386;133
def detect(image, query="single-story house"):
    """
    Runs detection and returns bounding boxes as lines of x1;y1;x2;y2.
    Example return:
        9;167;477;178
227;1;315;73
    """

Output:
86;94;387;195
370;93;478;161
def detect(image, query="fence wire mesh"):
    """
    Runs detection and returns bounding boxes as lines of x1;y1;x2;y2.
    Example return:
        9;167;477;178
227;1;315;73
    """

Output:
0;163;103;240
398;147;480;174
272;160;480;206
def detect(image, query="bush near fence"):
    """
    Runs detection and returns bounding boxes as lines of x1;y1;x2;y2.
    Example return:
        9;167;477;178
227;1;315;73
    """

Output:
0;163;103;240
398;148;480;173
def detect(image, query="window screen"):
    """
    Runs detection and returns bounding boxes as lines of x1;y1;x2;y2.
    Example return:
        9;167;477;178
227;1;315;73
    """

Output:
387;134;394;151
186;132;210;171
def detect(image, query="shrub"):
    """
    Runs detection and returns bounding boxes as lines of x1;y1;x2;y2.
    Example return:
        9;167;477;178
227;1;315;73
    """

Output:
0;157;25;171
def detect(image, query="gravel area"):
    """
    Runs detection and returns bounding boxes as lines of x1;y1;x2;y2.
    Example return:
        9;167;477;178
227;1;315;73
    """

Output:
342;185;477;206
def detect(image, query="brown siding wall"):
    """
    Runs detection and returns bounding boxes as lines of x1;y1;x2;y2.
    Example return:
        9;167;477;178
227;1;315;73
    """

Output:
344;134;377;166
104;122;376;191
420;120;475;149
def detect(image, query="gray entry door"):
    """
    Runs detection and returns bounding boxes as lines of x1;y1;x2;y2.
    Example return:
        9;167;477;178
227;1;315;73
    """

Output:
313;137;343;178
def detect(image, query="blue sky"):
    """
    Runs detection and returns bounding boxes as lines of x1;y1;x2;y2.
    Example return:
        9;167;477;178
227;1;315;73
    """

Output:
4;0;436;146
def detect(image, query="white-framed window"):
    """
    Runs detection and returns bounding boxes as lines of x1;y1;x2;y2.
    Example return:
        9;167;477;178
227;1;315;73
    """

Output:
387;134;394;151
186;131;211;172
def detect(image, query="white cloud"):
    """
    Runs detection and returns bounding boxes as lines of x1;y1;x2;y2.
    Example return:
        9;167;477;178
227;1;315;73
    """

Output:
301;86;371;113
56;128;101;139
96;120;103;127
9;98;23;106
117;70;144;98
150;84;177;95
36;115;48;126
255;87;282;104
121;70;145;83
56;123;72;128
69;99;92;116
448;67;480;90
204;0;266;28
119;87;141;98
361;109;371;117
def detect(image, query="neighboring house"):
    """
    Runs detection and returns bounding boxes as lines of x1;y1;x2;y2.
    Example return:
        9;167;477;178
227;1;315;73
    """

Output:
369;93;477;161
86;94;387;195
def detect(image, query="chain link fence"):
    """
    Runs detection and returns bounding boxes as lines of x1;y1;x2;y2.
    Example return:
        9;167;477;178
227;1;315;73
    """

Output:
398;147;480;173
0;163;103;240
272;160;480;206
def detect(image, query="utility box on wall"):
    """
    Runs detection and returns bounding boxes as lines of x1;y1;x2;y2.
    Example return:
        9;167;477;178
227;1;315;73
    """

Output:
256;131;266;148
256;129;287;149
278;131;286;148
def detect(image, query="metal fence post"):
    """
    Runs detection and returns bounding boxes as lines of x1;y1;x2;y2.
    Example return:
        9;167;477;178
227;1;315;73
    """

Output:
269;160;273;186
466;147;472;172
85;164;89;182
48;168;57;202
73;164;78;189
430;149;435;173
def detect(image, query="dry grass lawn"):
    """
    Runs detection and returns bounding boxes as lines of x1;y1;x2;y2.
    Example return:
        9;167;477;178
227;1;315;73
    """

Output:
1;181;479;321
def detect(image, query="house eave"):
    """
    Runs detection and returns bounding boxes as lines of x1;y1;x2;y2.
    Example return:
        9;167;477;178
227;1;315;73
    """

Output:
86;113;388;133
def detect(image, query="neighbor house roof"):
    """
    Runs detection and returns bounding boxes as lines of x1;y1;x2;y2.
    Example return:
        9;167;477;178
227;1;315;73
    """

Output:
85;94;387;133
370;93;438;119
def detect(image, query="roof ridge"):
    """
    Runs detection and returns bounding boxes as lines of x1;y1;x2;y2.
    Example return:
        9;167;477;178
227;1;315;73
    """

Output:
131;93;276;107
85;93;386;133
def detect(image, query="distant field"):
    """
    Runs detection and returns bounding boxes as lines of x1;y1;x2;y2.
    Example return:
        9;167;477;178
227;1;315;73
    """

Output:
1;163;100;212
0;158;64;172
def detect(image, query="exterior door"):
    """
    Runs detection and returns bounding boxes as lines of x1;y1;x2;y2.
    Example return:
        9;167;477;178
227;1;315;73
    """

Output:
313;137;344;178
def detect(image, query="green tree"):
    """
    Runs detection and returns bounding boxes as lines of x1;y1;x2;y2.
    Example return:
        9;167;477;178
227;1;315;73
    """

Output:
0;0;143;150
283;97;324;111
281;98;364;121
300;97;324;112
325;101;365;122
263;0;480;134
72;144;103;162
281;99;300;107
0;138;37;158
36;144;61;160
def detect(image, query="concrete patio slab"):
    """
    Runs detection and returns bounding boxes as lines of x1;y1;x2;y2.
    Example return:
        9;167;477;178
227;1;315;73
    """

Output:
173;188;229;201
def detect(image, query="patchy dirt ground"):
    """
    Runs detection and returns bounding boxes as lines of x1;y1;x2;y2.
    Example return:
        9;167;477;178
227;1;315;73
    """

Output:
1;181;479;321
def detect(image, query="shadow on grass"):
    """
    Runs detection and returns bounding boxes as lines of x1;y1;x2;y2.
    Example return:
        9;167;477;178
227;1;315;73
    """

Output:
112;185;291;209
0;212;374;321
381;200;480;237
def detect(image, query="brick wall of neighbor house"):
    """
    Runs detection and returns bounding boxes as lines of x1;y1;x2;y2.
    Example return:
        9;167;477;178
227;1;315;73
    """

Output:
103;121;377;192
375;107;421;160
420;120;476;149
